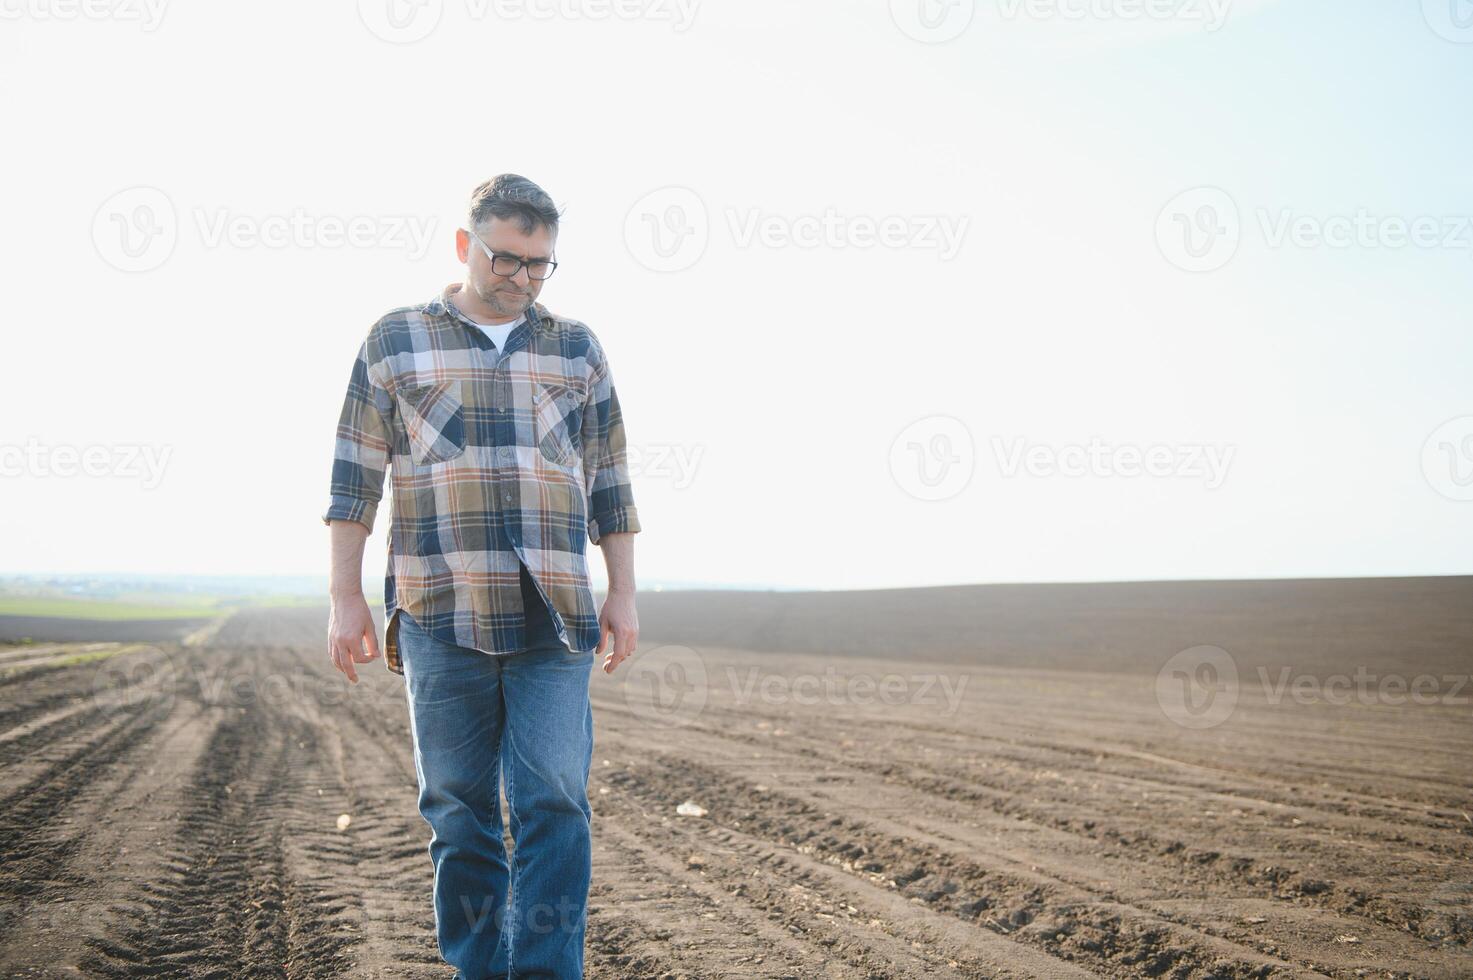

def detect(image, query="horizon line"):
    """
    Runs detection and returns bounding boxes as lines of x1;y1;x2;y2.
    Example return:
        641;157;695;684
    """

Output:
2;569;1470;596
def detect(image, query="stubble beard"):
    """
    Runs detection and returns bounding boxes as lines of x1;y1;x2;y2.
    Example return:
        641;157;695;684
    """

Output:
474;279;534;318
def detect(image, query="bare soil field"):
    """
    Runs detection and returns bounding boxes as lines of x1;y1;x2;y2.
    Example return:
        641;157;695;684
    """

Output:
0;616;219;645
0;577;1469;978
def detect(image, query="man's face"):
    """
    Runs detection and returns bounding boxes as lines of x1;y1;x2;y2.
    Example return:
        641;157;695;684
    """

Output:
459;216;556;317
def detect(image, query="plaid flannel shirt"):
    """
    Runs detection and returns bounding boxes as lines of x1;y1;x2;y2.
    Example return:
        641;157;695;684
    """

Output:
322;283;641;675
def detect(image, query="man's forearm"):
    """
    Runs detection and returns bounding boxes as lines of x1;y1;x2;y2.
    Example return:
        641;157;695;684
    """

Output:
329;519;371;598
598;531;636;594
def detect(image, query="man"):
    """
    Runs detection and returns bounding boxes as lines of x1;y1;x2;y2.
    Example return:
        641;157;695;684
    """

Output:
322;173;641;979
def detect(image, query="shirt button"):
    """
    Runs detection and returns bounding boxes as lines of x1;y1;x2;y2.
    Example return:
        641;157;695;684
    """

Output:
502;493;512;503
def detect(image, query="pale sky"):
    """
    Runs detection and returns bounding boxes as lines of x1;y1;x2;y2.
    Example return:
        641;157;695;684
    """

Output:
2;0;1470;590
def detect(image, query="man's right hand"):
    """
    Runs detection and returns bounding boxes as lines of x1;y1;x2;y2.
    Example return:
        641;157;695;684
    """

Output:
329;592;381;684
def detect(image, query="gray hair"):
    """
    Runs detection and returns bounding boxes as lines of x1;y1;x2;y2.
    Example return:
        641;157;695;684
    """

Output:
468;174;561;236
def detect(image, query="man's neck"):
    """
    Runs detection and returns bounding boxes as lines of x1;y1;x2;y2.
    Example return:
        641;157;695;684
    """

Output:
448;282;522;326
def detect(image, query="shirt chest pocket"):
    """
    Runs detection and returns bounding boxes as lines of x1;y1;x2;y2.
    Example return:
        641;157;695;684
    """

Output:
532;382;583;466
395;380;467;466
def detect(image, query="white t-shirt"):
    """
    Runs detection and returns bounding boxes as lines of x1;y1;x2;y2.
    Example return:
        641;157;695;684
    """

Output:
468;313;523;354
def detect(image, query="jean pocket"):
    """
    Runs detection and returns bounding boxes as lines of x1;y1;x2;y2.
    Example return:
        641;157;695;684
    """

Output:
532;382;581;466
396;381;467;466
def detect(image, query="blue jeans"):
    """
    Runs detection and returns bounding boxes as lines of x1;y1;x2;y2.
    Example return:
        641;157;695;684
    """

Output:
398;563;594;980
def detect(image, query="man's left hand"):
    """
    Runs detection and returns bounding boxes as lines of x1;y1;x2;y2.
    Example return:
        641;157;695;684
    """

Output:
597;589;638;674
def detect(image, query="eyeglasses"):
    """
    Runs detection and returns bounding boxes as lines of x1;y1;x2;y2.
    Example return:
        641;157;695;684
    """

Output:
467;230;559;281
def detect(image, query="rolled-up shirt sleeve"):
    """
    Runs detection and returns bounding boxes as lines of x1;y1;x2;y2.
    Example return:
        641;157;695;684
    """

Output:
580;347;641;545
322;337;393;533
